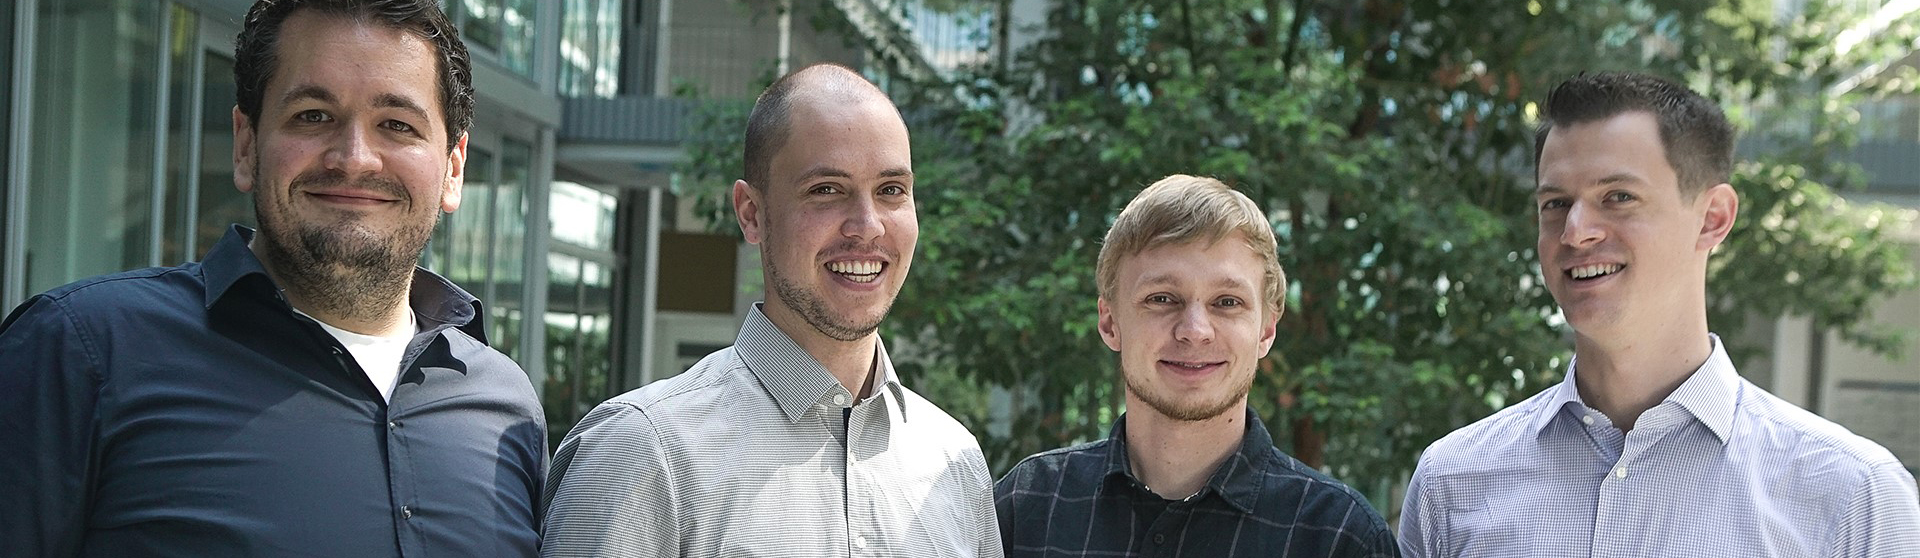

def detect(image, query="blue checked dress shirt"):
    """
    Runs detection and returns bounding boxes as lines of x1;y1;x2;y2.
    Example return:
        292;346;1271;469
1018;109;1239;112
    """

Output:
1400;334;1920;557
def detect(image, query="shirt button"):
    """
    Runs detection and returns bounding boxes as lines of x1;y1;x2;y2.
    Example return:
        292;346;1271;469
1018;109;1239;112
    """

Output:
1153;533;1165;545
853;535;867;549
388;421;399;431
1581;414;1595;426
834;393;849;406
1613;466;1628;479
400;505;414;519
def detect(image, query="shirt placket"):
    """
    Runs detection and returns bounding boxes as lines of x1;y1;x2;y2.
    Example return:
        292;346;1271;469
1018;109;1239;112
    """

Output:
838;389;873;557
1143;500;1191;558
1591;406;1682;558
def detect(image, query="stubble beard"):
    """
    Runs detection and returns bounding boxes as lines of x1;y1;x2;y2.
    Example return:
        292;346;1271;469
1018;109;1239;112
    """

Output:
765;248;893;342
254;165;437;324
1126;364;1254;422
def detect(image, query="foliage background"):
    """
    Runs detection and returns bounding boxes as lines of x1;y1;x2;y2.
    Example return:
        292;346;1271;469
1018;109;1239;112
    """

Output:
680;0;1919;511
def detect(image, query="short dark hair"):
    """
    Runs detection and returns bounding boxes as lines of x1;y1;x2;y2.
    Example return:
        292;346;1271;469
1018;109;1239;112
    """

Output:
742;63;881;189
1534;72;1734;197
234;0;473;152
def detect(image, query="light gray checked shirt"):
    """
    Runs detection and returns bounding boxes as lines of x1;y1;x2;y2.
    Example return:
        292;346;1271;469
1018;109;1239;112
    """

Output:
1400;335;1920;558
540;304;1002;557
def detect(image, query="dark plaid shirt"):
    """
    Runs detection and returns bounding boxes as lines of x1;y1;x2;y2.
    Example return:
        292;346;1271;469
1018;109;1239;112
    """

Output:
994;409;1399;558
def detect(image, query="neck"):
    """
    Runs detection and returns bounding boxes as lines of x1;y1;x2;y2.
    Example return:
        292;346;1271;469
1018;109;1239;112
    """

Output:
1123;398;1246;500
1570;320;1713;432
250;240;414;337
760;303;879;397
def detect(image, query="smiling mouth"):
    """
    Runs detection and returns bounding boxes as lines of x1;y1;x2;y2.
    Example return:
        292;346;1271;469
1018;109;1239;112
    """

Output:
826;260;885;283
1161;360;1225;371
1567;263;1624;281
307;191;398;204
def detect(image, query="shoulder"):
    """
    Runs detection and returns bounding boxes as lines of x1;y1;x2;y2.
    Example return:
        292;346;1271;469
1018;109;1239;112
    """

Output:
1738;383;1906;478
605;346;752;413
560;346;754;448
19;265;204;321
997;437;1113;495
894;384;986;449
1259;448;1391;530
1415;385;1563;480
1264;449;1378;507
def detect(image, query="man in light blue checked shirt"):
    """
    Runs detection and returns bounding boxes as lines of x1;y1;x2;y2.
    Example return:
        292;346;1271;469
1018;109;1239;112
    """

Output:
1399;72;1920;557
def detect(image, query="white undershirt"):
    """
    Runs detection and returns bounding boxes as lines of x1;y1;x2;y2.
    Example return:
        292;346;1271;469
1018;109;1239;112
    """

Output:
294;308;417;402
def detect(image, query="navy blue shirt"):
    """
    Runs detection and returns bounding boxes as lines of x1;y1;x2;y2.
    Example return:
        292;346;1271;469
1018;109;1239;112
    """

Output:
0;225;546;557
995;409;1399;558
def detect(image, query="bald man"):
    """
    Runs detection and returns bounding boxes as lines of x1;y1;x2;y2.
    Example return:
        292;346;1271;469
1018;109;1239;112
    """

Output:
539;64;1003;557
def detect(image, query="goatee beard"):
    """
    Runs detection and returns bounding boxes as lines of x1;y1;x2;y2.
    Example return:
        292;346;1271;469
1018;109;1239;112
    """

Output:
254;171;436;324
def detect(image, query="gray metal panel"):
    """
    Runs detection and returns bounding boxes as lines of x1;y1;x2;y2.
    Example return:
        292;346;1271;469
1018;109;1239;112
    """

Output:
1854;139;1920;196
559;95;706;144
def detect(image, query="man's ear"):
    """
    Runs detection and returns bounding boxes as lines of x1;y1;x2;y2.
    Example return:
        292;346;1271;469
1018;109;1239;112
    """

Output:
441;132;468;213
733;179;765;245
233;106;256;193
1696;182;1738;252
1097;298;1122;352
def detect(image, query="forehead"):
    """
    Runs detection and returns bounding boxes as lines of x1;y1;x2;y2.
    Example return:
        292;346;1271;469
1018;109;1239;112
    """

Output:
264;12;442;112
1539;111;1673;190
1117;239;1264;289
768;96;909;168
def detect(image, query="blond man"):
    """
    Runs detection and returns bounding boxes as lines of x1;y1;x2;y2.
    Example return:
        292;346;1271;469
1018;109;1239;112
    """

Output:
994;175;1398;557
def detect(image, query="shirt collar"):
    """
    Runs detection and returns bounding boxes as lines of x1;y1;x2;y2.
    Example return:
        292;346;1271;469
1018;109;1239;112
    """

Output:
736;303;905;423
201;224;488;342
1101;407;1269;514
1531;334;1740;444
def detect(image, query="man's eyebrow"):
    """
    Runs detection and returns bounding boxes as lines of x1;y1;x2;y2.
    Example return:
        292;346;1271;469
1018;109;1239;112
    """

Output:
1134;273;1254;292
1537;173;1644;195
373;93;432;123
793;166;914;184
793;165;853;184
280;85;337;107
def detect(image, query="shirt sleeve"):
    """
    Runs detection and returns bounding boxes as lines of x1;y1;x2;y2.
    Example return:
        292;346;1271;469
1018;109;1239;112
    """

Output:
0;295;103;557
1398;457;1438;558
539;401;679;558
962;448;1005;558
1825;460;1920;558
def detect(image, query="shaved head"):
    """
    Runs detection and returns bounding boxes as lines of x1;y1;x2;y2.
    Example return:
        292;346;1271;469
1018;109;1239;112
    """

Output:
743;63;897;190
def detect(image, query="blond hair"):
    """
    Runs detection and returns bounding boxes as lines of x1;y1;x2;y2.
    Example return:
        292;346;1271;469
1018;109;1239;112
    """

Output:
1097;175;1286;316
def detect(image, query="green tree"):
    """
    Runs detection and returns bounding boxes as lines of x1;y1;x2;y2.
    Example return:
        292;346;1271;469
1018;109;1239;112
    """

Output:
680;0;1918;510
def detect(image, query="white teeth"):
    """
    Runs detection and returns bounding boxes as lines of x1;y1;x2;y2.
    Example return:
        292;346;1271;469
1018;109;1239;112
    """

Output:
827;261;883;282
1569;264;1623;279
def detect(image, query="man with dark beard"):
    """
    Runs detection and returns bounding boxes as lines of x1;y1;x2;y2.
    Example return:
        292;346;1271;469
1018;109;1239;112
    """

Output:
539;64;1001;557
994;175;1397;558
0;1;544;557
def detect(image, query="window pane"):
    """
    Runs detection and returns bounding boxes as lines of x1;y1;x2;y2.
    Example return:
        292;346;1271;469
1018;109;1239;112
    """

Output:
500;0;538;77
559;0;622;97
491;139;532;357
441;148;495;293
159;5;199;265
543;252;582;448
457;0;536;78
193;52;247;260
549;182;616;250
26;0;161;294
